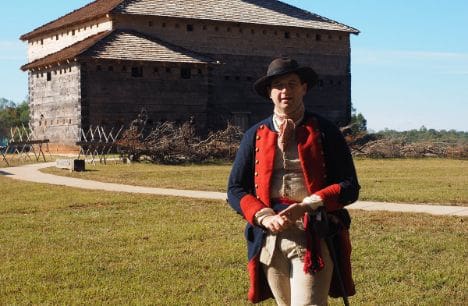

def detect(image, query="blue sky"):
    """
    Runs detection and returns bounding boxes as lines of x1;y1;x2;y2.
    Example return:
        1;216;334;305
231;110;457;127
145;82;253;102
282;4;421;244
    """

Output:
1;0;467;131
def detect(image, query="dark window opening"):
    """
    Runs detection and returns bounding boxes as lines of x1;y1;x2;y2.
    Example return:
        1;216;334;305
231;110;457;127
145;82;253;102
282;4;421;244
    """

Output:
202;25;207;30
235;76;240;81
328;34;332;40
198;69;202;74
166;67;171;73
251;29;255;34
274;31;278;36
215;26;219;31
72;30;76;36
227;27;231;32
181;68;191;79
96;65;102;71
131;67;144;77
162;22;166;28
148;21;153;27
262;30;267;35
239;28;243;33
108;66;114;72
55;35;59;40
284;32;290;39
153;67;159;73
122;66;127;72
175;23;180;28
187;24;193;31
40;39;43;45
296;33;300;38
316;34;321;41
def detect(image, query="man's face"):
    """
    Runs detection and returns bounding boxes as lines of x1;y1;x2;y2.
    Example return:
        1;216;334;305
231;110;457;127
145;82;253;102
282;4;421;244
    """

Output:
269;73;307;114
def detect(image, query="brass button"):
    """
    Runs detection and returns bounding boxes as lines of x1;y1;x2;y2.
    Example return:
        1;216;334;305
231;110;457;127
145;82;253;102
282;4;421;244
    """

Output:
255;147;259;152
254;172;259;176
256;195;260;199
256;135;261;140
260;125;265;129
255;160;259;164
255;184;259;189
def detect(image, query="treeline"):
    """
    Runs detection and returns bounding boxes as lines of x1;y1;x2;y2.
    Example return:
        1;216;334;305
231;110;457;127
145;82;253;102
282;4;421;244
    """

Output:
0;98;29;143
346;110;466;158
374;127;467;144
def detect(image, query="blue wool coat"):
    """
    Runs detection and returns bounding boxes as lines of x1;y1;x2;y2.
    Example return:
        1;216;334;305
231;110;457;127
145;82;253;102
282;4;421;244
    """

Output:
227;112;360;303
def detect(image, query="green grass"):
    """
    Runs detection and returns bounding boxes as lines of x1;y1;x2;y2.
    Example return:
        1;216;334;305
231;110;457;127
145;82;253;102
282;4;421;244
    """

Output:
0;176;466;305
0;153;56;167
42;161;231;192
41;158;468;205
355;158;468;205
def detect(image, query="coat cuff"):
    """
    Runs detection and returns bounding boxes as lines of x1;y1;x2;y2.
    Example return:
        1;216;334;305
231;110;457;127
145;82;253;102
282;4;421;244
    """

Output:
314;183;343;212
240;194;268;225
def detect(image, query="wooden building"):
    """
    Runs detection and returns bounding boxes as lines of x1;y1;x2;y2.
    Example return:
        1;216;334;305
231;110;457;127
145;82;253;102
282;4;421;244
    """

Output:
20;0;359;150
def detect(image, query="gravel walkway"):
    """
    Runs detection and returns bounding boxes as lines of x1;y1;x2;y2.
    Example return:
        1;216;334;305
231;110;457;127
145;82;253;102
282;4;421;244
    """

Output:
1;162;467;217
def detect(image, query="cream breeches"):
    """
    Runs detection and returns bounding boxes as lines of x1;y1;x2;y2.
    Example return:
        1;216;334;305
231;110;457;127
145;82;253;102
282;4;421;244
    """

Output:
261;228;334;306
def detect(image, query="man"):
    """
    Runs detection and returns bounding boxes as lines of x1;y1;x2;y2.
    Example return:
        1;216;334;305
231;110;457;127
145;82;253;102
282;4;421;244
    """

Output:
227;57;360;305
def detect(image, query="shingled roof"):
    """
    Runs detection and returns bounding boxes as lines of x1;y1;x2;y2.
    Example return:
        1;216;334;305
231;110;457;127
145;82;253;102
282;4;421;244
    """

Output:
114;0;359;33
21;0;358;41
21;31;112;70
20;0;123;40
21;30;214;71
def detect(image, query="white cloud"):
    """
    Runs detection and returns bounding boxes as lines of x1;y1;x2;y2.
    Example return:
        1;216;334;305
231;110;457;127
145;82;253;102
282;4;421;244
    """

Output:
0;40;27;60
354;48;468;62
353;48;468;75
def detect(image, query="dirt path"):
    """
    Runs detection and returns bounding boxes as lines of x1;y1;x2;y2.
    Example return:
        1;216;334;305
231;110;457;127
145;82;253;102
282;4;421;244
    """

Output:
1;162;467;217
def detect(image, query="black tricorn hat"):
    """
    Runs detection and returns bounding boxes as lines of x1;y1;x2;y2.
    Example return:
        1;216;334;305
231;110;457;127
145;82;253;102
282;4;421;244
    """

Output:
253;57;318;99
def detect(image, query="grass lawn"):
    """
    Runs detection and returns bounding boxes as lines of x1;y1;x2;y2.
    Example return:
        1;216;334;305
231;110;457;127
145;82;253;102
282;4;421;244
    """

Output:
41;158;468;205
0;153;56;167
355;158;468;205
0;177;466;304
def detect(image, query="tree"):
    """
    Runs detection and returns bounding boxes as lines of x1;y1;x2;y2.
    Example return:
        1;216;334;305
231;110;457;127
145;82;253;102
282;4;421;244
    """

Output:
0;98;15;110
349;106;367;134
0;99;29;141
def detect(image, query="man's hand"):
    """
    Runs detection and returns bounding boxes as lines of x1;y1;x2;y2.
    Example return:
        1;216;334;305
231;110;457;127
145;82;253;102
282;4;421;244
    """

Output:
278;203;309;222
261;214;292;233
278;195;324;222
